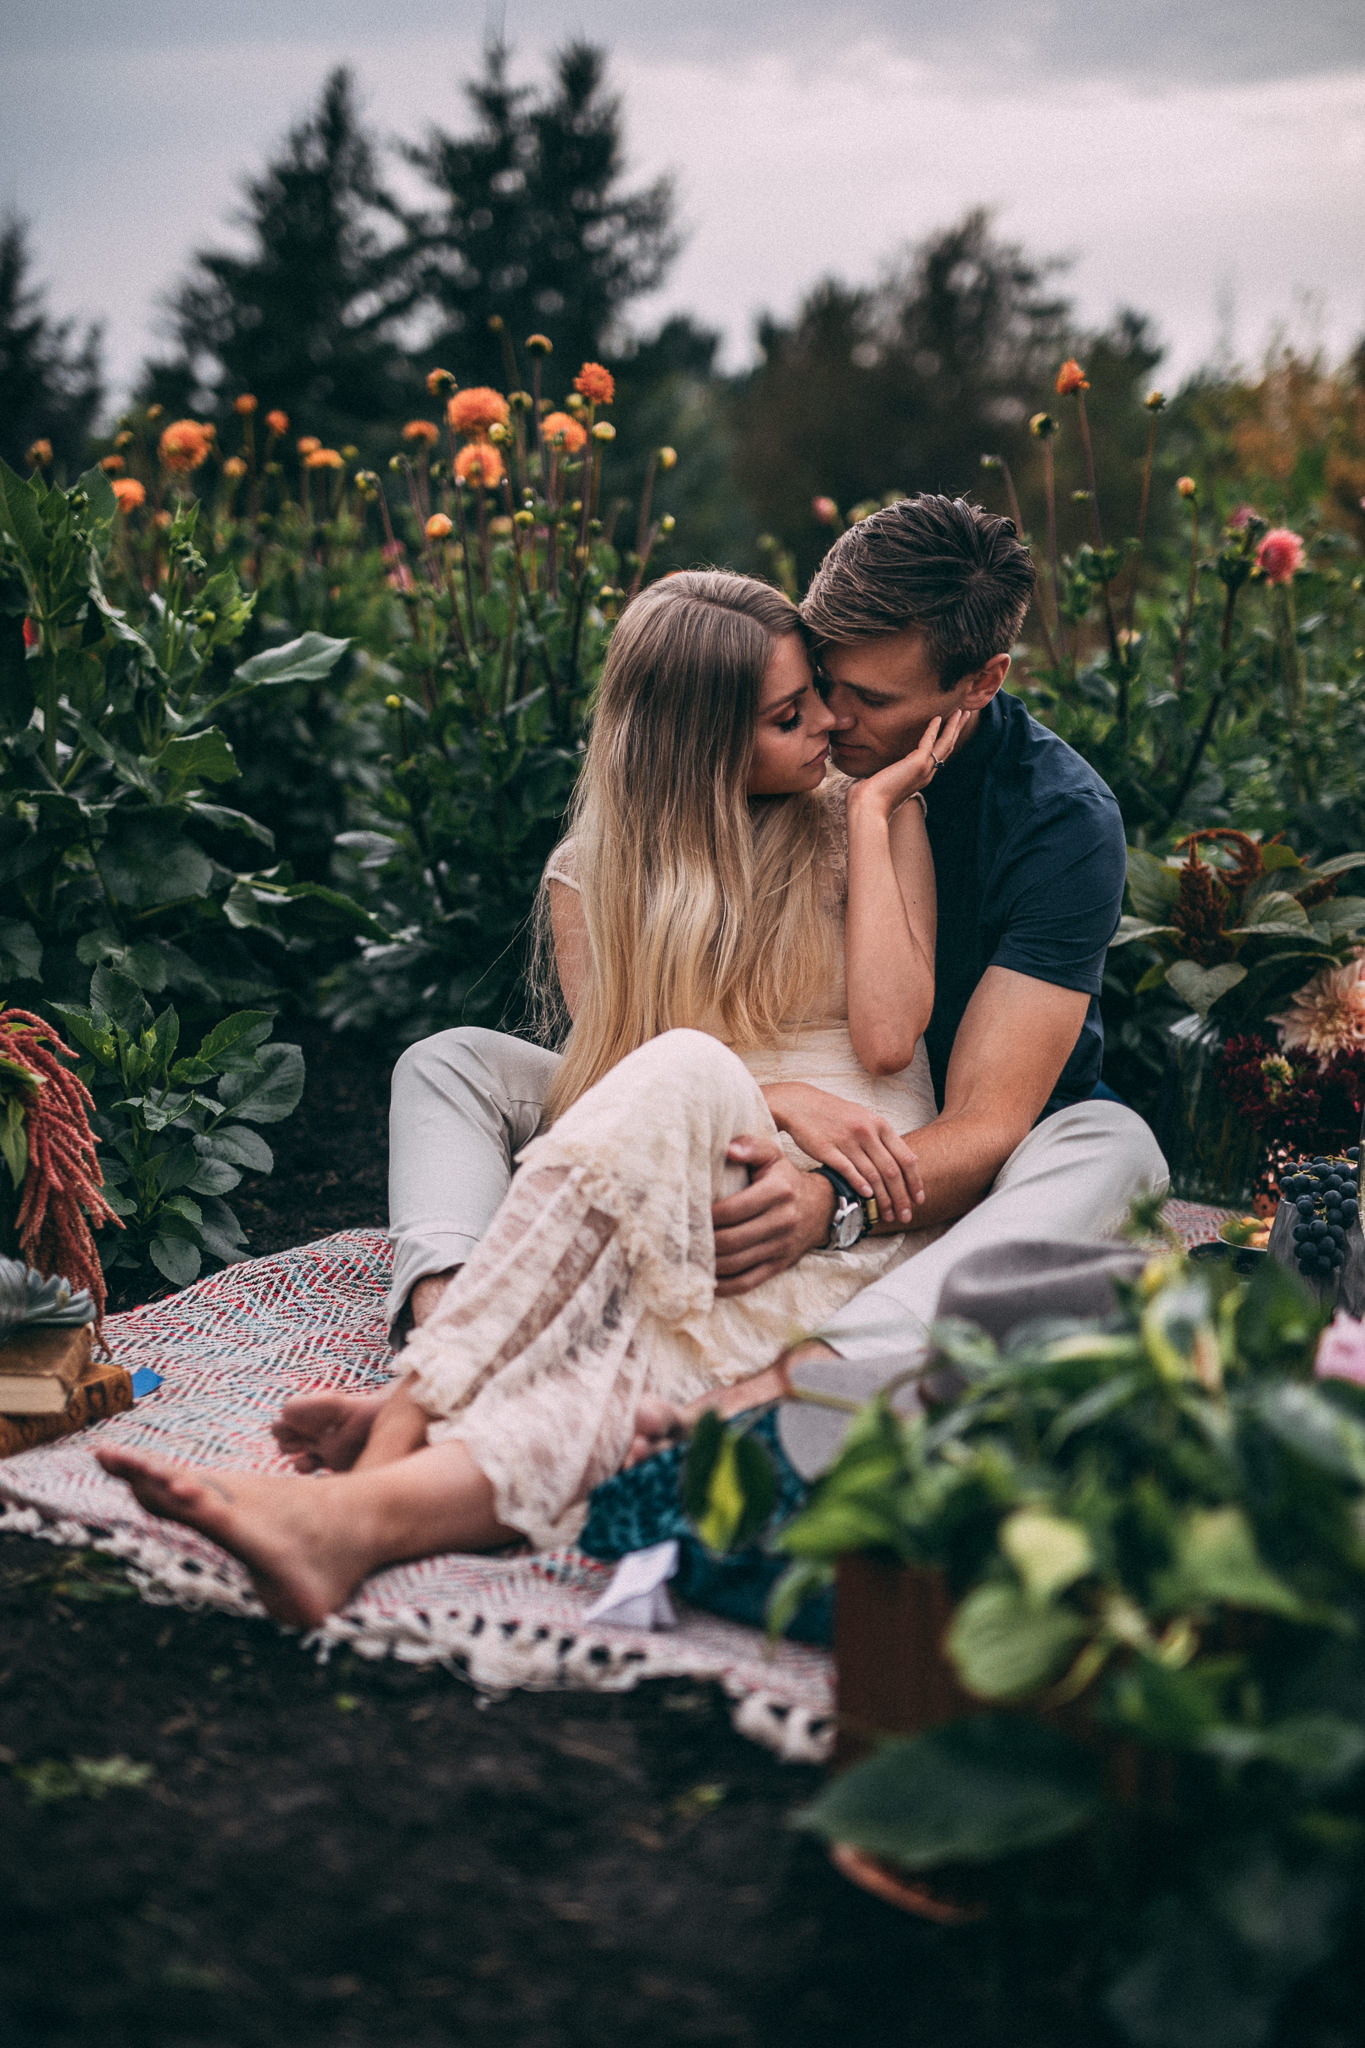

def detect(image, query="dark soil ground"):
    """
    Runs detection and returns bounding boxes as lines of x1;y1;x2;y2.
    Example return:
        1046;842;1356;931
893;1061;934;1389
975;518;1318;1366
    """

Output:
0;1027;1158;2045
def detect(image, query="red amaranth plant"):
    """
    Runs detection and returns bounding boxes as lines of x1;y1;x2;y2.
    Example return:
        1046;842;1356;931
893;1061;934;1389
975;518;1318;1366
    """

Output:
0;1008;121;1328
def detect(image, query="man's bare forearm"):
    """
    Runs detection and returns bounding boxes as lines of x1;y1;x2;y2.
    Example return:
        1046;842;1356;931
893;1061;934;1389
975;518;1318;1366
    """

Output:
868;1105;1027;1234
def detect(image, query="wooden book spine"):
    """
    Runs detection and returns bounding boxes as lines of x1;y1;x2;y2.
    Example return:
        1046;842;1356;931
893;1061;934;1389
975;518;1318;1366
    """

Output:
0;1361;134;1458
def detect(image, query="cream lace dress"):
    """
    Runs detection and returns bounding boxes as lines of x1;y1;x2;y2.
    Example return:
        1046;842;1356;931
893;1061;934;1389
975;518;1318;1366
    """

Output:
400;778;940;1547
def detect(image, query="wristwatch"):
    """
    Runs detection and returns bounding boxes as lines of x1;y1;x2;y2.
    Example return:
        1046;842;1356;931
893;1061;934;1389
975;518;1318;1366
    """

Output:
812;1164;876;1250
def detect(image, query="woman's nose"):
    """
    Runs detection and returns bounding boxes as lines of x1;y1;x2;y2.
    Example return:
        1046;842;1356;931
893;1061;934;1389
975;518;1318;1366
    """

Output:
811;693;837;732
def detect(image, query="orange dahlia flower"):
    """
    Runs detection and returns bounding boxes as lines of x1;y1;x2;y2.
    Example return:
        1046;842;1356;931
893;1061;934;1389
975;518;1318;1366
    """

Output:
1055;359;1089;396
403;419;440;447
234;394;258;416
305;447;345;470
223;455;247;480
159;419;212;473
265;410;289;437
112;477;147;513
573;362;615;406
454;442;505;488
425;512;454;541
447;387;510;436
296;435;322;457
99;454;125;475
540;410;588;454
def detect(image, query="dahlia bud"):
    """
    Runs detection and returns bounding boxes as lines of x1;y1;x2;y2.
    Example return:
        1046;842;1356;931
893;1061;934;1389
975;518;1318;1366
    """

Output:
426;368;456;397
514;509;535;527
591;421;616;442
657;446;678;470
26;439;52;469
660;514;676;534
1029;412;1058;439
385;694;403;712
426;513;453;541
353;471;380;498
1055;359;1089;396
146;405;164;422
1145;390;1166;411
223;456;247;480
342;445;358;462
510;390;533;410
526;334;553;354
487;421;511;444
99;454;125;474
114;429;134;450
488;314;505;332
235;394;258;416
811;496;839;525
1176;476;1198;499
265;410;289;437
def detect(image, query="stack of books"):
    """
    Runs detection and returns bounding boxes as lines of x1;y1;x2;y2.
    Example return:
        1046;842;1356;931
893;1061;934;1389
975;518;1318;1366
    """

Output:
0;1322;133;1456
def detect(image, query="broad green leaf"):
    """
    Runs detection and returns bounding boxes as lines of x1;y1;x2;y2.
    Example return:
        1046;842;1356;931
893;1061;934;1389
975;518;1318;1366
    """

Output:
193;1011;274;1072
1156;1507;1308;1620
0;456;47;574
684;1413;778;1553
1201;1712;1365;1786
198;1197;247;1265
1000;1508;1093;1600
1126;845;1181;921
158;727;238;787
215;1041;305;1124
1108;916;1178;949
946;1581;1084;1699
1165;959;1246;1017
89;964;153;1035
795;1717;1098;1869
149;1234;201;1288
0;918;41;982
203;1124;273;1175
187;801;274;848
95;815;214;910
1312;851;1365;879
186;1147;242;1197
231;631;350;690
1106;1895;1280;2048
1250;1381;1365;1485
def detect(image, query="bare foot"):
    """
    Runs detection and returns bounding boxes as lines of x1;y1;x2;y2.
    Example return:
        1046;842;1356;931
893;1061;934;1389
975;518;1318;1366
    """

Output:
626;1396;687;1467
272;1391;386;1472
95;1445;374;1629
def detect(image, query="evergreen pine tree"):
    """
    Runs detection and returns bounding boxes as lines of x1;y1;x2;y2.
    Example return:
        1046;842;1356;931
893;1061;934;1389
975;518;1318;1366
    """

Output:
141;69;407;441
0;216;103;475
405;42;677;385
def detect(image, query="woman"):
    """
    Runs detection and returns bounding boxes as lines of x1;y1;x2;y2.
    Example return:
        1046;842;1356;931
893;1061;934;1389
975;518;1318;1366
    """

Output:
97;571;958;1627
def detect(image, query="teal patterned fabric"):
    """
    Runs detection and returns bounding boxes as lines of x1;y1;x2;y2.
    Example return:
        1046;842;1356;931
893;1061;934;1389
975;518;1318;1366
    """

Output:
579;1411;832;1645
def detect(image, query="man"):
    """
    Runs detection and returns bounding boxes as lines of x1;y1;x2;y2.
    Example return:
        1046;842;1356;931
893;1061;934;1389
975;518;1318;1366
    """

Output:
279;493;1165;1477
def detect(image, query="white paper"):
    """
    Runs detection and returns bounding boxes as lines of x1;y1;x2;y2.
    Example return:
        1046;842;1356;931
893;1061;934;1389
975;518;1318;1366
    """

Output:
583;1539;680;1630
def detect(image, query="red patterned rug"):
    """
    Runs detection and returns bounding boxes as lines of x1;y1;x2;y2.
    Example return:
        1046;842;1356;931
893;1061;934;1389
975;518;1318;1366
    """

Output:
0;1205;1232;1761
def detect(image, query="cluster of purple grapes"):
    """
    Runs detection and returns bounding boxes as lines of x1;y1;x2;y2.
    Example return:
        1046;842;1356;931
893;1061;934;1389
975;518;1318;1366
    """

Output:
1282;1149;1361;1280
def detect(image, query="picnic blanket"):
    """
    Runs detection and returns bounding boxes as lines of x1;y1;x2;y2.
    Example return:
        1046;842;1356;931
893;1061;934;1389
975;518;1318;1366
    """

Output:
0;1205;1231;1763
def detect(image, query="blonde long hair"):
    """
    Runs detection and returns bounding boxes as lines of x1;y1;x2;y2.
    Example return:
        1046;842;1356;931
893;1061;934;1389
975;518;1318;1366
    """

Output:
537;570;836;1120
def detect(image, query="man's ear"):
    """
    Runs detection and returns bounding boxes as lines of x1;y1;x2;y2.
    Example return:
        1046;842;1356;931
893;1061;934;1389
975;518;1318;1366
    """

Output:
960;653;1009;710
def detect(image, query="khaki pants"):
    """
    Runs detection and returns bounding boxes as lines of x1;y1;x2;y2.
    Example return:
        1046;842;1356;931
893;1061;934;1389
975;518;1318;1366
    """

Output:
387;1024;1168;1375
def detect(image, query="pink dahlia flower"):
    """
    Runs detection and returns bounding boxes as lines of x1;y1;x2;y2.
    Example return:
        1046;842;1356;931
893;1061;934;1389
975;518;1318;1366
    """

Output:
1271;954;1365;1065
1316;1314;1365;1387
1256;527;1306;585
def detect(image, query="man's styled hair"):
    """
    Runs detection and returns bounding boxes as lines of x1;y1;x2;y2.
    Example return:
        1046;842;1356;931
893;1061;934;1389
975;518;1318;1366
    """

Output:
801;494;1036;690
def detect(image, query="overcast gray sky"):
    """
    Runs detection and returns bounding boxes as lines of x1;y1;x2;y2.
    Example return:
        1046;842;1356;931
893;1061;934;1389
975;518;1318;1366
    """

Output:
3;0;1364;406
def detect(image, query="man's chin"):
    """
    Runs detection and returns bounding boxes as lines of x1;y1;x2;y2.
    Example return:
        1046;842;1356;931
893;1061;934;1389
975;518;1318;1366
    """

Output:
830;743;880;779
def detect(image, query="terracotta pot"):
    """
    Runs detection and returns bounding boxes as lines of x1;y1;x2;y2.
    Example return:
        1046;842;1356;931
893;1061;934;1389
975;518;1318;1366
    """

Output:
833;1553;1179;1811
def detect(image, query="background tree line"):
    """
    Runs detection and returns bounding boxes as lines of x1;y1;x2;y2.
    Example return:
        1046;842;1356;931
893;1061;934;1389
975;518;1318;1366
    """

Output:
4;39;1364;583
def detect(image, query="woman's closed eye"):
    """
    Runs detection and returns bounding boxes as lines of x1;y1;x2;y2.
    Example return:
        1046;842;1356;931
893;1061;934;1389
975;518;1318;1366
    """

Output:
775;707;803;732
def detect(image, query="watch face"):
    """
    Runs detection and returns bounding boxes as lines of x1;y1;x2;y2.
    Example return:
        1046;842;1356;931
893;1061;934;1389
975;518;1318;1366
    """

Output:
831;1196;863;1249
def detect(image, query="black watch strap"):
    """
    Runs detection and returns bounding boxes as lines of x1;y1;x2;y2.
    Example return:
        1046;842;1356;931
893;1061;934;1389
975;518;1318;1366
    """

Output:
812;1164;871;1246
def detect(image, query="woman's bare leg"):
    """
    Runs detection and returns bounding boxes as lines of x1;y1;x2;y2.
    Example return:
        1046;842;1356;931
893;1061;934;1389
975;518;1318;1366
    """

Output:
96;1436;518;1630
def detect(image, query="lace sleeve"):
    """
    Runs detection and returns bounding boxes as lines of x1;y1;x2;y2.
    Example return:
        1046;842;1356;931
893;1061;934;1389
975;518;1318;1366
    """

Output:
543;837;580;892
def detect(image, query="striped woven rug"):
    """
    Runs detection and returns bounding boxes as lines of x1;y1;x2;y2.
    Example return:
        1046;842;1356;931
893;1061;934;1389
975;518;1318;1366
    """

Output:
0;1206;1231;1761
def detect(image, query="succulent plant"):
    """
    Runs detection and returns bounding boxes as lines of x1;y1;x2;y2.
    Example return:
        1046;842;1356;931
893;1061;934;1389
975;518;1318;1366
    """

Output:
0;1256;95;1340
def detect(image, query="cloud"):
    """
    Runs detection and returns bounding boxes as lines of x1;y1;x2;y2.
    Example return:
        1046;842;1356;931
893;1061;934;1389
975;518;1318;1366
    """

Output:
6;0;1364;84
1;21;1362;406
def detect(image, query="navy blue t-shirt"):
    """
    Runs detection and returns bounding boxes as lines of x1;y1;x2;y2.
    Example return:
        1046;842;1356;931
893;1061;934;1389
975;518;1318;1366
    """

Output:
919;691;1125;1118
